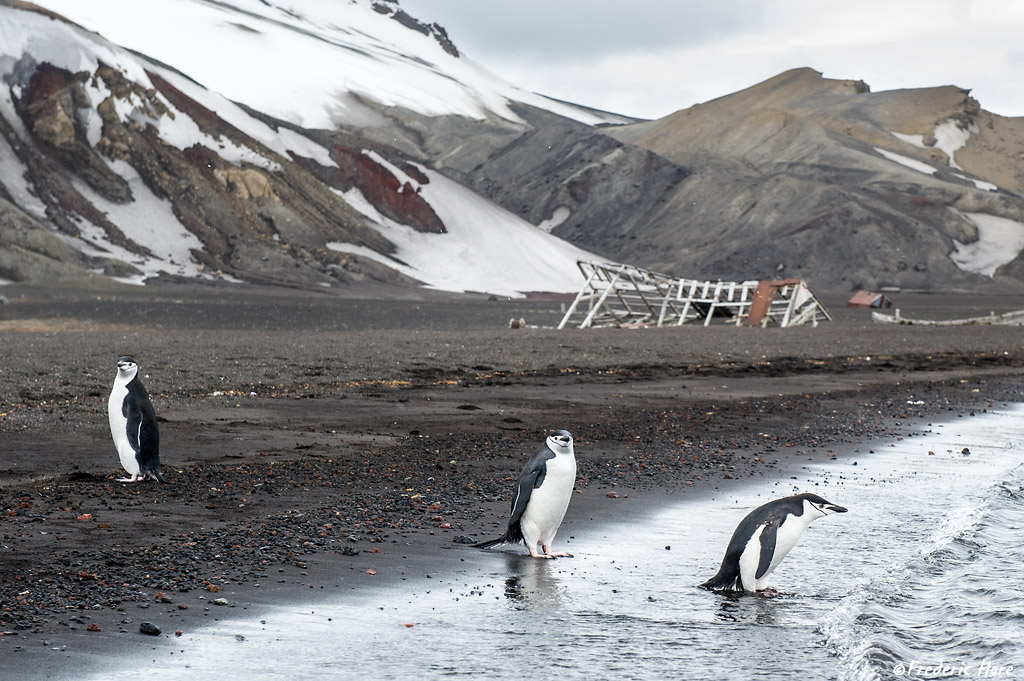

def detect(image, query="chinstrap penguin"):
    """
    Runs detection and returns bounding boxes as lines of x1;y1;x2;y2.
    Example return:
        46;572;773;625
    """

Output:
702;492;846;592
474;430;576;559
108;356;166;483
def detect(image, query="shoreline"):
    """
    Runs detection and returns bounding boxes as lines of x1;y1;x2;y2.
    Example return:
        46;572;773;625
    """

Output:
3;369;1021;680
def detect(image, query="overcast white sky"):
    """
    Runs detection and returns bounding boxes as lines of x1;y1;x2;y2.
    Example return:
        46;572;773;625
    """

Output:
400;0;1024;120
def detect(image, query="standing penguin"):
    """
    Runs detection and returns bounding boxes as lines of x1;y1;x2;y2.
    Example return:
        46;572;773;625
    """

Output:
702;492;846;592
107;356;166;483
474;430;576;559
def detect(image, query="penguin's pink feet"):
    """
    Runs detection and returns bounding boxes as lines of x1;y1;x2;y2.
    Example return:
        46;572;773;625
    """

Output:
116;474;142;482
541;545;573;558
529;548;555;559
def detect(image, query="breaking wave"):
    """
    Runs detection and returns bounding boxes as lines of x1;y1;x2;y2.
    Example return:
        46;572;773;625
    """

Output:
824;464;1024;680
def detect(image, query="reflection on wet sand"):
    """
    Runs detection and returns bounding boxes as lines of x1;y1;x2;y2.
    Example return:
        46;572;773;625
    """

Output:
502;554;564;608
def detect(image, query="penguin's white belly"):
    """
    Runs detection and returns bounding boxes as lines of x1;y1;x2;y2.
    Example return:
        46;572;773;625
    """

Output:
737;525;765;591
739;514;815;590
108;384;139;475
763;514;810;579
521;455;576;543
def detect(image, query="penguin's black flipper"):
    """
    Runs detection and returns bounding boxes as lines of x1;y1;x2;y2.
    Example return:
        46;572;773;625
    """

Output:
755;519;780;580
128;379;165;483
124;392;144;454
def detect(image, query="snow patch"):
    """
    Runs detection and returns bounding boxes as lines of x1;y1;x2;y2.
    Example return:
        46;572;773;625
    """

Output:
68;160;236;284
952;172;998;192
330;174;598;297
950;213;1024;277
929;118;974;168
537;207;571;233
0;7;152;85
325;242;421;282
891;131;925;148
0;98;49;220
933;119;975;170
888;120;980;172
874;147;937;175
147;65;337;168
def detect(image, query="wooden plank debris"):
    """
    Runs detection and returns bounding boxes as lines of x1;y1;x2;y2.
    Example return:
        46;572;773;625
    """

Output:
558;261;831;329
871;309;1024;326
847;291;893;308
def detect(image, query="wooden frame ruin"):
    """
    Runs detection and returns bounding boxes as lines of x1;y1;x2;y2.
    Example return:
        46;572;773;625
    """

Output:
557;260;832;329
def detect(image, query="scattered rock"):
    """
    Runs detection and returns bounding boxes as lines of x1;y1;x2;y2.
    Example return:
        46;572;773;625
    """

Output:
139;622;161;636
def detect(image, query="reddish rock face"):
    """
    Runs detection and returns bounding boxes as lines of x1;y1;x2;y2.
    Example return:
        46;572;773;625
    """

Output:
20;62;72;108
331;145;445;234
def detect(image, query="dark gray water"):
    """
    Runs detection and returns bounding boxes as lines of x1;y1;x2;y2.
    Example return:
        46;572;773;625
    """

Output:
85;406;1024;680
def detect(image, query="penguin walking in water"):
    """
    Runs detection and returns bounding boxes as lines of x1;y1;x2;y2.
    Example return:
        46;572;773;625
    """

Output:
702;492;846;592
107;356;166;483
474;430;576;559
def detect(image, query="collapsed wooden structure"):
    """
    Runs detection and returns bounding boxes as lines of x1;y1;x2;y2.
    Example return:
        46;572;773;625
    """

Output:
557;260;832;329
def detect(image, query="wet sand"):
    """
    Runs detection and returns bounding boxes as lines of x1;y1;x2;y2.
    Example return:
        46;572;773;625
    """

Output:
1;283;1023;678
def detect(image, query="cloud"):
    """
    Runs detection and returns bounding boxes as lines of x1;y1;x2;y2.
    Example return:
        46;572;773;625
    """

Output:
403;0;766;60
402;0;1024;119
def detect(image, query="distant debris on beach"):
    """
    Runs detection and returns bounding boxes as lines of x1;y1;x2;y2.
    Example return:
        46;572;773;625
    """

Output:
872;308;1024;326
558;260;831;329
847;291;894;309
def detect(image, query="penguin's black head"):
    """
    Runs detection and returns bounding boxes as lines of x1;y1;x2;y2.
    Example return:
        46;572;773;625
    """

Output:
547;430;573;453
116;356;138;372
799;492;847;515
549;430;572;445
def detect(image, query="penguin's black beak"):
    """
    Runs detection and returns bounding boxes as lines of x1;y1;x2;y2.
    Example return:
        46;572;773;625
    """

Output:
827;504;848;514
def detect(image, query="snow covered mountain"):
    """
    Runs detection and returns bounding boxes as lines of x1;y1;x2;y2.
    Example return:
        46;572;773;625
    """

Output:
0;0;626;296
3;0;1024;295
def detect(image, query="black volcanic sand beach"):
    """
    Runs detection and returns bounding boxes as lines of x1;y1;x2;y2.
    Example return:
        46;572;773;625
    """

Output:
2;283;1024;677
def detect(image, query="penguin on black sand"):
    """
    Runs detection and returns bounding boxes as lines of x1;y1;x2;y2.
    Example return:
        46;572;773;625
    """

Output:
474;430;576;559
702;493;846;592
108;356;166;483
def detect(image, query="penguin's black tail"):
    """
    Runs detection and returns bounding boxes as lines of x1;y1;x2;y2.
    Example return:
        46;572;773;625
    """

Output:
145;468;168;484
472;523;523;550
701;571;743;592
471;535;510;550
